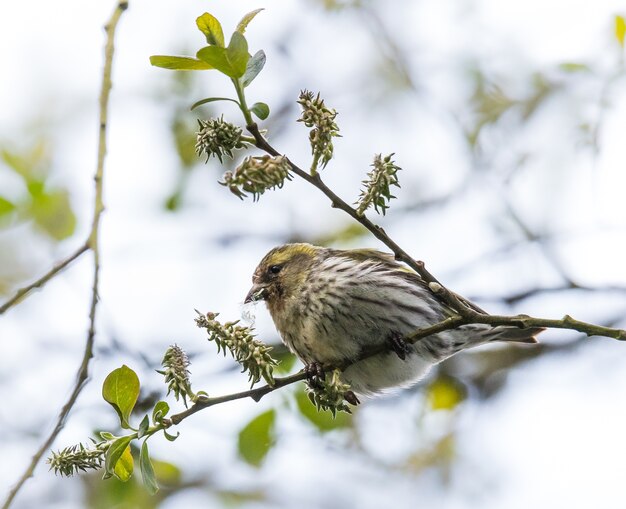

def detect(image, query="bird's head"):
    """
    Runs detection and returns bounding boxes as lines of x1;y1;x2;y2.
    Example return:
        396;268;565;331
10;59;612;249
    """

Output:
245;243;321;310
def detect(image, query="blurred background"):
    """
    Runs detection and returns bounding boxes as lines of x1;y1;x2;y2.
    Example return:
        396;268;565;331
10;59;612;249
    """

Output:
1;0;626;507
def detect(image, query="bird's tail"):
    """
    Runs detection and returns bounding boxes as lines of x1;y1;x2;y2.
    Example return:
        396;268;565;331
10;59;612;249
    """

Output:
480;325;545;344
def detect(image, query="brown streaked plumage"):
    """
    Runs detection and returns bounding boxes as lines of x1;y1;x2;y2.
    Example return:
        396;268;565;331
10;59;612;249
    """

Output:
246;243;542;396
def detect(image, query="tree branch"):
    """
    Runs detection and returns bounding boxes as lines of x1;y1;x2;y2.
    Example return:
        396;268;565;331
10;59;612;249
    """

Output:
0;244;90;315
1;2;128;508
165;310;625;428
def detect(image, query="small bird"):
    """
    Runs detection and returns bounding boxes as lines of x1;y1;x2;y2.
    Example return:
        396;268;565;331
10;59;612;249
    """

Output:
245;243;542;397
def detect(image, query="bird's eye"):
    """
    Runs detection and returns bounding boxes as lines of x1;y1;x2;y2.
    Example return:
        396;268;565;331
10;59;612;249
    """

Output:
268;265;282;275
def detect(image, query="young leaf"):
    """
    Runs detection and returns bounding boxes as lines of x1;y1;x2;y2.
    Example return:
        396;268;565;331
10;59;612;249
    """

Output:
114;445;134;482
163;429;180;442
196;46;237;78
140;441;159;495
237;409;276;467
250;102;270;120
150;55;213;71
236;8;264;34
137;415;150;439
99;431;116;441
152;401;170;424
242;50;266;88
190;97;241;111
226;31;250;78
196;13;225;47
103;435;134;480
102;365;140;430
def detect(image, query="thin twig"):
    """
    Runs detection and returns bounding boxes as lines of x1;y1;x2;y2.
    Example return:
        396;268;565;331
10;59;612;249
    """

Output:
1;2;128;508
0;244;89;315
475;283;626;306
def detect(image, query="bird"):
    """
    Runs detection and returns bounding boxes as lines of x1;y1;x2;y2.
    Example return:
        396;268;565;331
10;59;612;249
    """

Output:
244;243;542;397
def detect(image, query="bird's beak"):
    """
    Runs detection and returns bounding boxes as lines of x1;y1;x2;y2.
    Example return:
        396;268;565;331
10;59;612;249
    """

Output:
244;284;267;303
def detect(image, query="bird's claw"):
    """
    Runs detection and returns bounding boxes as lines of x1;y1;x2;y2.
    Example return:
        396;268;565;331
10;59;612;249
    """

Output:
387;331;411;360
345;390;360;406
304;362;325;388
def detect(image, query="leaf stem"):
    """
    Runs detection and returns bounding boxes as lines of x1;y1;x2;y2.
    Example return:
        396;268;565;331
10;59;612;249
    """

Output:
232;79;254;126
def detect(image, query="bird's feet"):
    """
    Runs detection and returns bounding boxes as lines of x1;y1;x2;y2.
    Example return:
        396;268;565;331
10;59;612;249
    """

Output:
387;331;411;360
304;361;325;388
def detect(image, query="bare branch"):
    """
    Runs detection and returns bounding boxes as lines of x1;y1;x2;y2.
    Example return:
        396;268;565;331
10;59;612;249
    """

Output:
0;244;89;315
1;2;128;507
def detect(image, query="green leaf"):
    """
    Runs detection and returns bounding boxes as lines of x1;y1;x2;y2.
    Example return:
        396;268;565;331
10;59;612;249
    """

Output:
227;31;250;78
140;441;159;495
238;409;276;467
295;388;352;432
152;401;170;424
104;436;134;480
196;46;237;78
190;96;241;111
616;15;625;47
102;365;140;430
99;431;116;441
0;196;16;216
163;429;180;442
236;8;264;34
196;13;225;47
137;415;150;439
150;55;213;71
250;102;270;120
114;445;134;482
29;189;76;241
242;50;266;88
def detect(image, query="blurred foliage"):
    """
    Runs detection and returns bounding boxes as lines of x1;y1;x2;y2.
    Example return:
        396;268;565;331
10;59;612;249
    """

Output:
403;431;456;481
164;115;198;212
83;455;183;509
157;65;212;212
272;349;297;374
237;409;276;467
425;375;467;411
466;70;557;150
0;140;76;240
311;222;369;247
616;15;625;47
311;0;363;13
